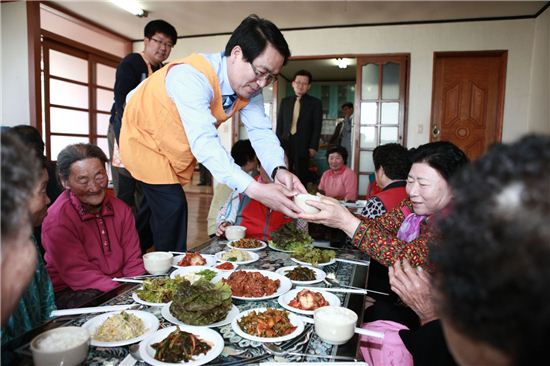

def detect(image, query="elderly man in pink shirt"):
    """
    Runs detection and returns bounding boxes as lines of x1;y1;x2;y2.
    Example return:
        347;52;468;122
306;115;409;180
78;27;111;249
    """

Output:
318;145;358;201
42;143;144;307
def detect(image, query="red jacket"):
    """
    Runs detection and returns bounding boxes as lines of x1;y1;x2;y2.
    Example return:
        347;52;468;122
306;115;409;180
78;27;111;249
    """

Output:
235;177;292;240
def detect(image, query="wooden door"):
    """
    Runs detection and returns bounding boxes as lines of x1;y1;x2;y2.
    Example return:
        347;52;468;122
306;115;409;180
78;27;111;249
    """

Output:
430;51;507;160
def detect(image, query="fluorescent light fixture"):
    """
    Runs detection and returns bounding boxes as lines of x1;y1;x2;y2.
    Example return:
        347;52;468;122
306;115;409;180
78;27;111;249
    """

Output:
111;0;146;17
335;58;350;69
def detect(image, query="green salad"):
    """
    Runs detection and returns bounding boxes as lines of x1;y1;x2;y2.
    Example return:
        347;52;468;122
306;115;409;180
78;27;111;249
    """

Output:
292;247;336;266
135;277;186;303
269;222;313;252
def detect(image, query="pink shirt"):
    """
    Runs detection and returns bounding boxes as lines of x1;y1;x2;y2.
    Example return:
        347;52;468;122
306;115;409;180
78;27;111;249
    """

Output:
42;191;145;292
318;165;358;201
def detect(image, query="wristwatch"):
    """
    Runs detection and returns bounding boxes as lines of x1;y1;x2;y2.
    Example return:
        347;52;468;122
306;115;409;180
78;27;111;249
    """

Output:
271;166;288;180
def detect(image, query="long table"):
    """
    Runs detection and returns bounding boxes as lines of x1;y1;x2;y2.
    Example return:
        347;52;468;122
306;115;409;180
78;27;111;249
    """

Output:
3;238;370;365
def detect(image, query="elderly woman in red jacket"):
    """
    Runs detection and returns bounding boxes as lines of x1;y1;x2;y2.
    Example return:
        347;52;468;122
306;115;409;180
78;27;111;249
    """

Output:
42;144;144;308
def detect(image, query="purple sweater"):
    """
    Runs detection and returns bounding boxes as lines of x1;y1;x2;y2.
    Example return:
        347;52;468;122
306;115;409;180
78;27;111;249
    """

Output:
42;191;145;292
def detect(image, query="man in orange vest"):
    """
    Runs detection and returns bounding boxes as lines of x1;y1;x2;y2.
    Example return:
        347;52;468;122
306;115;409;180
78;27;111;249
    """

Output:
120;15;305;252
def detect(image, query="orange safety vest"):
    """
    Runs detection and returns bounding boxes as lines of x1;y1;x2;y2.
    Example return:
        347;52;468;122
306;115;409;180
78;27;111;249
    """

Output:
119;53;249;186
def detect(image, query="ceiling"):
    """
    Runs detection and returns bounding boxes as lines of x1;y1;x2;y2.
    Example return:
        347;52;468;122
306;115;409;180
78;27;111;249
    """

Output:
51;1;547;82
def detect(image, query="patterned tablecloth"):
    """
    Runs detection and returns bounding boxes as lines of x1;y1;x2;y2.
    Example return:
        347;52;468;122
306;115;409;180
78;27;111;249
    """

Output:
11;239;369;365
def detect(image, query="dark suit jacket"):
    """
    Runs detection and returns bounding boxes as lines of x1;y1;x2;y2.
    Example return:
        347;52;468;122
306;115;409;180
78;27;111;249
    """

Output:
276;93;323;157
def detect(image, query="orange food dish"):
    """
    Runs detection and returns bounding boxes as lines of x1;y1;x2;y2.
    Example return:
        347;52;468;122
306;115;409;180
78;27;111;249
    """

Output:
177;252;206;266
288;289;329;310
223;270;279;297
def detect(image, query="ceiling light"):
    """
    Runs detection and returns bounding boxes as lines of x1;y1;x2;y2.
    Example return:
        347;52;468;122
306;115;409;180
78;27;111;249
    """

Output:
111;0;147;17
335;58;350;69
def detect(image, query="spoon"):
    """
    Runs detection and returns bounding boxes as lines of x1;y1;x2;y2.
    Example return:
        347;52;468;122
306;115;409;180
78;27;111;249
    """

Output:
263;343;357;361
325;275;389;296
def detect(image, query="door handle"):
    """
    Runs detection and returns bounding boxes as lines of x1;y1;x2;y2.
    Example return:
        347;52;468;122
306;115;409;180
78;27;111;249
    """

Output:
432;125;440;138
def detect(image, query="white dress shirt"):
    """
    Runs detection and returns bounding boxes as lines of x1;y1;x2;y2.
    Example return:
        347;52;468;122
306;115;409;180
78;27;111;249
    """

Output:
163;52;285;193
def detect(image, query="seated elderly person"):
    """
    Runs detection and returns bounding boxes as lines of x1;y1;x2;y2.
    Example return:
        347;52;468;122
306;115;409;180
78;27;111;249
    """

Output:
1;133;41;327
2;148;56;344
318;145;357;201
360;142;411;302
361;143;410;219
300;141;468;328
216;161;307;241
42;144;144;308
430;135;550;365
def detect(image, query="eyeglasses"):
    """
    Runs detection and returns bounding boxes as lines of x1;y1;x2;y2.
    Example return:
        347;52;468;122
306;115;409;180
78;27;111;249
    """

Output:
149;37;173;49
249;62;278;84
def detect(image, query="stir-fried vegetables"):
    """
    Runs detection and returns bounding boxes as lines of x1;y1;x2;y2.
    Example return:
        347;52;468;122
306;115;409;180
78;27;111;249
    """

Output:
269;222;313;251
292;247;336;266
238;308;296;338
152;328;211;362
284;266;316;281
231;238;262;248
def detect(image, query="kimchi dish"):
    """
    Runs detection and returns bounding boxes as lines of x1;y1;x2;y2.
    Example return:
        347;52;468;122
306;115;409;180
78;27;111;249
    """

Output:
288;289;329;311
177;252;206;266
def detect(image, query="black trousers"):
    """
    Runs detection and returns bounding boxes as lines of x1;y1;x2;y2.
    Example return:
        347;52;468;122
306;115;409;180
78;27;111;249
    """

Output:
137;182;188;253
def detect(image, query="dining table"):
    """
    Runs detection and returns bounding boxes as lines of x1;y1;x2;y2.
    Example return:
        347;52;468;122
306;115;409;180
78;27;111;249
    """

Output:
2;237;371;365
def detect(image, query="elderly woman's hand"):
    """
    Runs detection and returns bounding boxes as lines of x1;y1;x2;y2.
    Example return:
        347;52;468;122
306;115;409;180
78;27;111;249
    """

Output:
389;259;437;325
298;194;361;238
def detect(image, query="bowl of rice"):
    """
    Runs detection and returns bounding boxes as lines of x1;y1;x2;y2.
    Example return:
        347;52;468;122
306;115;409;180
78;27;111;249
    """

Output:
31;326;90;366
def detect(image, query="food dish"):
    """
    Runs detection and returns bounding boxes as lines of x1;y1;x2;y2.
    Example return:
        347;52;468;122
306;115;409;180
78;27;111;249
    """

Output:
291;256;336;267
169;267;223;283
132;291;169;307
219;269;292;301
231;307;305;343
139;325;224;366
214;250;259;265
267;241;293;253
82;310;159;347
278;288;341;316
172;254;216;269
275;265;326;285
161;303;239;328
227;239;267;251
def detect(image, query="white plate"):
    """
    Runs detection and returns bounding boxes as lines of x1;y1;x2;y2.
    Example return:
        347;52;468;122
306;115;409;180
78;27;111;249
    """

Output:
220;269;292;301
82;310;159;347
290;256;336;267
132;291;169;307
214;250;259;265
267;241;293;253
161;302;239;328
169;267;223;283
139;325;224;366
277;288;341;316
275;265;326;285
231;307;304;343
227;239;267;251
172;254;216;269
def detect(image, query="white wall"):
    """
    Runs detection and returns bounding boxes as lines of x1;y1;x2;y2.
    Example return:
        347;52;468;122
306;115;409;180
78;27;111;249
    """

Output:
526;7;550;134
1;2;30;126
164;15;549;148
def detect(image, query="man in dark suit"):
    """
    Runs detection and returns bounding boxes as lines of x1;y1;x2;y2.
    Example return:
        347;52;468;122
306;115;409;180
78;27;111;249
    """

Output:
276;69;323;185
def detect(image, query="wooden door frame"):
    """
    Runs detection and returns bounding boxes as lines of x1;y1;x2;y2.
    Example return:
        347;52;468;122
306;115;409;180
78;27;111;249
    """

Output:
429;50;507;144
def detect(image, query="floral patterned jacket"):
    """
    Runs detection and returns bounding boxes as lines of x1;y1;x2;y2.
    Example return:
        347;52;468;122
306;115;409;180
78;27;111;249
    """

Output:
352;198;431;268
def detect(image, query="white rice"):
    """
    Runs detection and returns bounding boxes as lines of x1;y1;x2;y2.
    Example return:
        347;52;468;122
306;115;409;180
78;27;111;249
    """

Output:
37;329;89;352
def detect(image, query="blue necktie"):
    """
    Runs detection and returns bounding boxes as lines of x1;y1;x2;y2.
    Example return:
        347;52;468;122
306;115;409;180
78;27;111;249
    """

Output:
222;94;237;112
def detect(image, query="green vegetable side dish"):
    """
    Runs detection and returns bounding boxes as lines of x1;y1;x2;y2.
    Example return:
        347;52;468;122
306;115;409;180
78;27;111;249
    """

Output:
170;278;232;326
135;277;186;303
284;266;316;281
292;247;336;266
196;269;217;281
152;327;211;362
268;222;313;251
